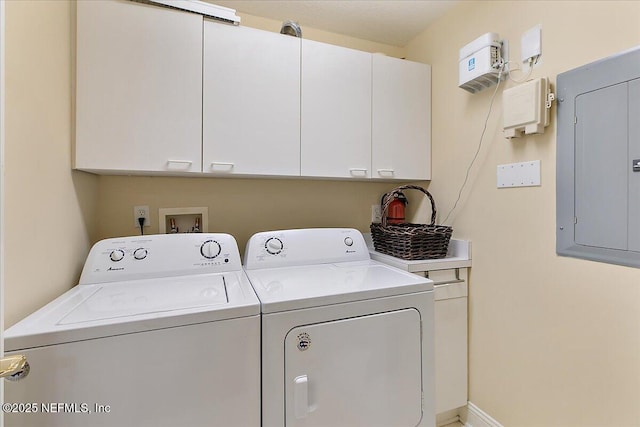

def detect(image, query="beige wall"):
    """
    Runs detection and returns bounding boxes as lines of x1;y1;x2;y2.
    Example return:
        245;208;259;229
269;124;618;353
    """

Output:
239;12;405;57
96;176;398;252
405;1;640;426
4;0;98;328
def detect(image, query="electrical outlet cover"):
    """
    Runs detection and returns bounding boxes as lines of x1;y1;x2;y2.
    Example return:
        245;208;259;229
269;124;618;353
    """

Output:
133;205;150;227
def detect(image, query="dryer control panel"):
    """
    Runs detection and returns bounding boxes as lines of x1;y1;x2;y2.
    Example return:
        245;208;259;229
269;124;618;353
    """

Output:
79;233;242;285
244;228;370;270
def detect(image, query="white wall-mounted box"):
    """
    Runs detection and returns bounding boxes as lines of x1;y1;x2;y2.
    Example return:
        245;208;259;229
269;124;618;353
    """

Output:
503;77;552;138
458;32;503;93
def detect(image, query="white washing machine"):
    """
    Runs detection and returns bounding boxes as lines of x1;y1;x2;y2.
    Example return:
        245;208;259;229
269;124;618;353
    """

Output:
243;228;435;427
4;233;260;427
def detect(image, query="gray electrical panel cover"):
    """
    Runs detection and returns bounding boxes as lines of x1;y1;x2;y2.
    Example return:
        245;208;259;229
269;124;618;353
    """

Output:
556;46;640;268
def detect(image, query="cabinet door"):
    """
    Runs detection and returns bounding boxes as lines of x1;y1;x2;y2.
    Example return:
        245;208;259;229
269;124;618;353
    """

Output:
372;55;431;180
203;22;301;176
434;295;468;413
301;40;372;179
76;0;202;174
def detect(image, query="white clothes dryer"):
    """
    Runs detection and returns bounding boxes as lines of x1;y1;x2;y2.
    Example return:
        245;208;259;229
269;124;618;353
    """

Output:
244;228;435;427
4;233;260;427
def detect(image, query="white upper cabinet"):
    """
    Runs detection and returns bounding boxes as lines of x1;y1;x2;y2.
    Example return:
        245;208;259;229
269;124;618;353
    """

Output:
75;0;203;174
75;3;431;181
372;55;431;180
301;40;372;179
203;22;301;176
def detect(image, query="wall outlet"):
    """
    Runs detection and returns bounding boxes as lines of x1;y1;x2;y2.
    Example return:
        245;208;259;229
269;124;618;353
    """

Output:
134;205;151;227
371;204;382;223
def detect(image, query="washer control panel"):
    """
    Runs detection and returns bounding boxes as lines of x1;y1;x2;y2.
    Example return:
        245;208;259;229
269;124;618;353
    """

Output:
80;233;242;285
243;228;370;270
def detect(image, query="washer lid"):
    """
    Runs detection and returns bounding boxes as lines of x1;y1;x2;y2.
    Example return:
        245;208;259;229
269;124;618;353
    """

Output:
59;275;228;325
245;260;433;314
5;272;260;351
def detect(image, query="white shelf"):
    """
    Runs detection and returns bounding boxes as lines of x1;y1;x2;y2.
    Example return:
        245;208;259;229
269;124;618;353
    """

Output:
365;235;472;272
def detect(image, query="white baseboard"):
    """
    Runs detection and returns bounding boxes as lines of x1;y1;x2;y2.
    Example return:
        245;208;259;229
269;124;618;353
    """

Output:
436;408;462;426
460;402;504;427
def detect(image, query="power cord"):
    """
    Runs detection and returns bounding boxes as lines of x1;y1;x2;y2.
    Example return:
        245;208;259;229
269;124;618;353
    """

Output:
442;64;505;225
138;217;145;235
505;57;536;84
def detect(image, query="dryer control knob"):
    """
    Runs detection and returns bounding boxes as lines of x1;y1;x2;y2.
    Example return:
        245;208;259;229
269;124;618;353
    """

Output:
109;249;125;262
200;240;221;259
344;237;354;246
265;237;284;255
133;248;148;260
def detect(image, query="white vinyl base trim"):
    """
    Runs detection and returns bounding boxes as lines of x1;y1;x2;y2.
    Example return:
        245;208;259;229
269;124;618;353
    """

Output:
461;402;504;427
437;402;504;427
436;408;463;427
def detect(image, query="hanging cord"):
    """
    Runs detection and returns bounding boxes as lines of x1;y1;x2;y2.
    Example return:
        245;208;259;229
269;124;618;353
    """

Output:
442;65;505;225
505;57;536;84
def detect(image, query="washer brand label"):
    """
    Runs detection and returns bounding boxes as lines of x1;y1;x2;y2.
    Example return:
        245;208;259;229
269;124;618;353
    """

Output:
107;267;124;271
297;333;311;351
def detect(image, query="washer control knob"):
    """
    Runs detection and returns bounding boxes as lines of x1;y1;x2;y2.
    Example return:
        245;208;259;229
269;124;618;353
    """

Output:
344;237;354;247
109;249;125;262
200;240;221;259
133;248;148;260
265;237;284;255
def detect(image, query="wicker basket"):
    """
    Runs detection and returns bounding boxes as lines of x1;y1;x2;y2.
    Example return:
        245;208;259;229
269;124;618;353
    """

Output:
370;185;453;260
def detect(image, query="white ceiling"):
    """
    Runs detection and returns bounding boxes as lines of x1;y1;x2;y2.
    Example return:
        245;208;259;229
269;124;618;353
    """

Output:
210;1;459;47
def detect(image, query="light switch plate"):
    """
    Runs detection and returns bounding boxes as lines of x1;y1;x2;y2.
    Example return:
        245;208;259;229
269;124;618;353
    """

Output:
497;160;541;188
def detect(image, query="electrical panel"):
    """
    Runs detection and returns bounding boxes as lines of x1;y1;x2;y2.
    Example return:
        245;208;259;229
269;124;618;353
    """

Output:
556;46;640;268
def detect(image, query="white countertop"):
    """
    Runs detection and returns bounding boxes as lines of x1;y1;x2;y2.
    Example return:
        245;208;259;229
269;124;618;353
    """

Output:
364;234;472;273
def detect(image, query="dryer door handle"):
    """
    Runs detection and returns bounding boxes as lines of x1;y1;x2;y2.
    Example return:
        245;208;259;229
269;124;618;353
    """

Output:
293;375;309;419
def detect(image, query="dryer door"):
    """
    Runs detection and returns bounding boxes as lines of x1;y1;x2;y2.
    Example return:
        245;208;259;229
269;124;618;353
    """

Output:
284;308;423;427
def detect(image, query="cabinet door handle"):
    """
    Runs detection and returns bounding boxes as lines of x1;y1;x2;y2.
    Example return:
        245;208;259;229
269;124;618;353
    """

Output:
377;168;395;176
293;375;309;419
210;162;235;171
166;160;193;169
349;168;368;177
